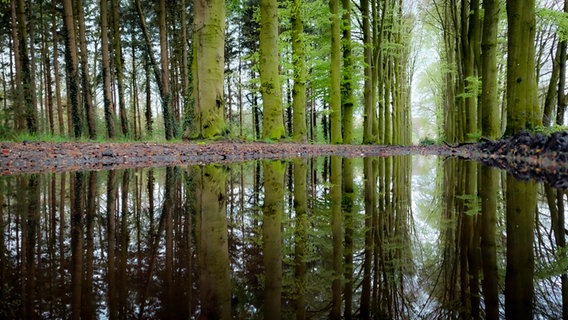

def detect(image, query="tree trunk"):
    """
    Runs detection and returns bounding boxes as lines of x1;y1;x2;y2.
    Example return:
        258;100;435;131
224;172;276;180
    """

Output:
16;0;38;134
329;0;342;144
481;0;500;138
291;0;307;142
76;0;96;139
191;0;227;139
505;0;541;135
260;0;285;140
341;0;354;144
100;0;116;138
62;0;82;138
159;0;175;140
361;0;373;144
111;0;129;137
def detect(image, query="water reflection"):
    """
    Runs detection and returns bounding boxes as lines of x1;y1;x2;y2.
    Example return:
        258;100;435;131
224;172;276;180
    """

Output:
0;156;566;319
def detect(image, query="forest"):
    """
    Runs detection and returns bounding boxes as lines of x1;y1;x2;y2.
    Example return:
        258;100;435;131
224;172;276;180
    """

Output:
2;1;568;319
0;0;565;145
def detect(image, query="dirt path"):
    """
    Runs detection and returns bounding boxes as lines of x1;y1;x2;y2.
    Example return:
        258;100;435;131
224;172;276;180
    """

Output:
0;141;472;175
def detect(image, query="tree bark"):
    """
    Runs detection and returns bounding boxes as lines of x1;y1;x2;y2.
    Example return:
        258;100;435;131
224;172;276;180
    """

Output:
191;0;227;139
291;0;307;142
111;0;129;137
16;0;38;134
329;0;342;144
260;0;285;140
62;0;82;138
505;0;541;135
100;0;116;138
76;0;96;139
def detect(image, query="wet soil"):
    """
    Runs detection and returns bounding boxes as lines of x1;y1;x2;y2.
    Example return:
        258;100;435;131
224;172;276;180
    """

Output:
0;140;471;175
1;133;567;188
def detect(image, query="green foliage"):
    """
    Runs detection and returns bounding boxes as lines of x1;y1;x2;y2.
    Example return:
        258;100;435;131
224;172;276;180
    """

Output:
536;246;568;279
537;7;568;41
419;137;437;145
457;76;482;99
534;124;568;135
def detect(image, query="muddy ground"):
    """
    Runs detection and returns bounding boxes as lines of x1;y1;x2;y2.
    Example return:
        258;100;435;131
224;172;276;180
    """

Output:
1;132;567;188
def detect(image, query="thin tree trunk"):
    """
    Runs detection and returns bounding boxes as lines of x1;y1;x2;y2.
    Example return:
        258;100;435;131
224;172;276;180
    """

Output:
100;0;116;138
16;0;38;134
62;0;82;138
111;0;129;137
76;0;96;139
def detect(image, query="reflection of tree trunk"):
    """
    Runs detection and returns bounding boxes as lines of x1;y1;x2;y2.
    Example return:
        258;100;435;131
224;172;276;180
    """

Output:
343;158;354;320
197;165;231;319
480;166;499;319
119;171;130;318
106;171;118;319
464;162;480;318
361;157;375;318
293;159;308;320
262;161;284;317
163;167;175;318
505;175;536;319
546;186;568;318
71;172;85;320
83;172;97;320
330;156;343;319
22;175;39;319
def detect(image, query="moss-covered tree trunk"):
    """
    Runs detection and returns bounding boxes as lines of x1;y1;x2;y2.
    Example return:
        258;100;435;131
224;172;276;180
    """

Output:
196;165;231;319
291;0;307;142
191;0;227;139
260;0;285;140
361;0;373;144
481;0;500;139
329;0;342;144
341;0;354;144
505;0;541;135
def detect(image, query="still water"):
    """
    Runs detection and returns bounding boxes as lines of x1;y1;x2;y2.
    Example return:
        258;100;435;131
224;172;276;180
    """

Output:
0;155;566;319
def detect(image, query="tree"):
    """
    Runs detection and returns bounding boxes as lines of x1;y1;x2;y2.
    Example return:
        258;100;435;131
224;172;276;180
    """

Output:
16;0;38;134
260;0;285;140
100;0;116;138
76;0;96;139
341;0;354;144
62;0;82;138
111;0;129;137
329;0;342;144
291;0;307;142
505;0;541;135
191;0;227;139
158;0;176;139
